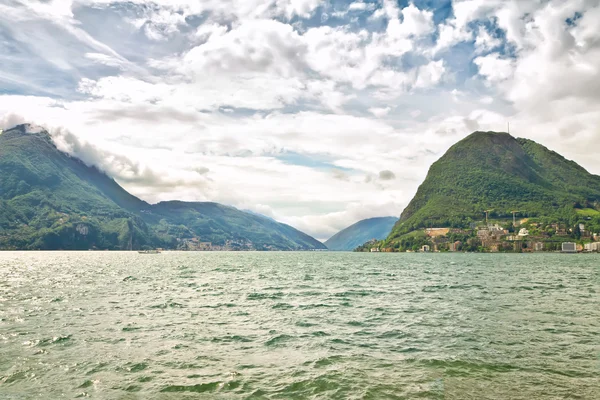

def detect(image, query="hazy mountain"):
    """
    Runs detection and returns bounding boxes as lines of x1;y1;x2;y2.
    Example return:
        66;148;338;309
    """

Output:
325;217;398;251
387;131;600;241
0;124;326;250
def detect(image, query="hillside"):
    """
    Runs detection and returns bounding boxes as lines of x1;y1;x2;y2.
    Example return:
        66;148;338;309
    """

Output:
387;131;600;242
149;201;325;250
325;217;397;251
0;124;326;251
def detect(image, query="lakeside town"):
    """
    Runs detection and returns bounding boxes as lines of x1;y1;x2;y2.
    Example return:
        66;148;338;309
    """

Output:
361;214;600;253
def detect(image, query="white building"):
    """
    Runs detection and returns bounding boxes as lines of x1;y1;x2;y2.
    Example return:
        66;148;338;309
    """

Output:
534;242;544;252
584;242;600;252
562;242;577;253
518;228;530;237
370;247;380;252
489;224;504;232
421;245;431;252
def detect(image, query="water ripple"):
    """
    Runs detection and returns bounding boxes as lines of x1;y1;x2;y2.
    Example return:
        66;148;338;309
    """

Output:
0;251;598;399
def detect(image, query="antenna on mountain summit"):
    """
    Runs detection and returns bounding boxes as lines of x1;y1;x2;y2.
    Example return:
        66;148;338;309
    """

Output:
507;122;510;134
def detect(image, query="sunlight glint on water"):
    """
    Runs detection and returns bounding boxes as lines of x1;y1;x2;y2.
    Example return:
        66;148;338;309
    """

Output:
0;252;598;399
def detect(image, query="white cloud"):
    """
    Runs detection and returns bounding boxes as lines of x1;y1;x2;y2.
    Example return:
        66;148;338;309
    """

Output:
397;3;435;37
368;106;391;118
414;60;446;89
192;23;228;42
474;26;502;54
348;2;375;12
84;53;126;69
126;8;187;41
474;53;514;84
275;0;323;19
0;113;27;130
182;19;306;78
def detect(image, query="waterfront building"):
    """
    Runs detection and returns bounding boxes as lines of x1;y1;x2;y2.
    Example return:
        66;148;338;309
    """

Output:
562;242;577;253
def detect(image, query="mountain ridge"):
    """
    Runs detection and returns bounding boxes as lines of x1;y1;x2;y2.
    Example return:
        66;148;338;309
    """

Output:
325;217;397;251
0;124;326;251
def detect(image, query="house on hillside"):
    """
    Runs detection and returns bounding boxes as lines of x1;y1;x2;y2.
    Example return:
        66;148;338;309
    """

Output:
488;224;504;232
421;245;430;252
518;228;530;237
534;242;544;252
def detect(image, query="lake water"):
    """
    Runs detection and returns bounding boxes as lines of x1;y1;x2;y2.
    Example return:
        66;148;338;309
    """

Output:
0;252;598;399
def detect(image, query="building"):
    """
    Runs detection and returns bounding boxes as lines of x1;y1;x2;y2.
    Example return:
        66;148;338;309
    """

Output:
562;242;577;253
477;229;490;239
421;245;430;252
449;241;461;252
488;224;504;233
584;242;600;252
518;228;530;237
534;242;544;252
513;241;523;252
370;247;380;252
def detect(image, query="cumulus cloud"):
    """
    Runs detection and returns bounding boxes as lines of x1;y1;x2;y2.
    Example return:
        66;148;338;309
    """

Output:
474;26;502;54
474;53;514;84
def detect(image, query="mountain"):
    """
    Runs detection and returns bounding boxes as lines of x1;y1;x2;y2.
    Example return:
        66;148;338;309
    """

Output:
148;201;325;251
0;124;326;251
387;131;600;242
325;217;398;251
242;209;277;222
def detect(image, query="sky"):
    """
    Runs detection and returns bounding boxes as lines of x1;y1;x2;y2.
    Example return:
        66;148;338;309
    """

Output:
1;0;600;241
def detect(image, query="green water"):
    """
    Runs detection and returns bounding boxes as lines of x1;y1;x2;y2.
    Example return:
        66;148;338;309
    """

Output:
0;252;598;399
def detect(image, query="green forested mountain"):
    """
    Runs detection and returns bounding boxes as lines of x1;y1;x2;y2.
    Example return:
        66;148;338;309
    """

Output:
0;124;326;250
387;131;600;242
325;217;397;251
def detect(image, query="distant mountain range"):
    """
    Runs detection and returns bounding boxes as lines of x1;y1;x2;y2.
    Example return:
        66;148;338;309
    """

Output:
325;217;397;251
0;124;326;251
384;131;600;247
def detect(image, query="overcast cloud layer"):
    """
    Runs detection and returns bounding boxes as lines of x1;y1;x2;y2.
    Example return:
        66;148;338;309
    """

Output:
1;0;599;240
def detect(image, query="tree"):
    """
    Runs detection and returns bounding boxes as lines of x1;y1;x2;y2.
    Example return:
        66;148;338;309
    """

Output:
573;223;582;240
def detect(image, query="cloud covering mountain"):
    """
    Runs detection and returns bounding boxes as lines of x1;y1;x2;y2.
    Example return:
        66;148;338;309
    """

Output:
1;0;599;240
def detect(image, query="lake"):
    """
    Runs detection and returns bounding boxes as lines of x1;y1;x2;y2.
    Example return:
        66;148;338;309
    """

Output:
0;252;598;399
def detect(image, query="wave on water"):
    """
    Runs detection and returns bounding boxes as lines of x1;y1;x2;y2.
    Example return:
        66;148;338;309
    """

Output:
1;252;598;399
